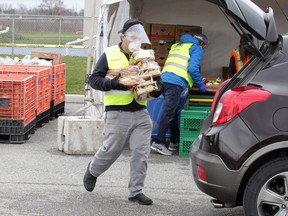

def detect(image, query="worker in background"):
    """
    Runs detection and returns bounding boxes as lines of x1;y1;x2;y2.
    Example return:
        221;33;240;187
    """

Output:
151;33;208;156
83;19;163;205
228;33;254;78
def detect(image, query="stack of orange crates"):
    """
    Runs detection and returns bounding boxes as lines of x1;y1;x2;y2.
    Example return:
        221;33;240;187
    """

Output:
0;63;66;120
0;65;52;127
30;52;66;118
0;74;37;143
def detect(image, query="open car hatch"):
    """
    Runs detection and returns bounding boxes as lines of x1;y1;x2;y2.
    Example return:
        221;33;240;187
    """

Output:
205;0;278;42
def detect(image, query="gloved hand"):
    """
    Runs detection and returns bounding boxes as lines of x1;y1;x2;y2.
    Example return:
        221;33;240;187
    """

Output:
110;74;129;90
199;85;207;93
149;80;164;98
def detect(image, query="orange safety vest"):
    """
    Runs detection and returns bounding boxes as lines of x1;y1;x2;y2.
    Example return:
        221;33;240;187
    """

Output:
230;47;250;73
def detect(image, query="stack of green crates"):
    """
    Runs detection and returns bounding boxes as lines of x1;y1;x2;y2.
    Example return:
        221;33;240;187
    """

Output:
179;106;211;156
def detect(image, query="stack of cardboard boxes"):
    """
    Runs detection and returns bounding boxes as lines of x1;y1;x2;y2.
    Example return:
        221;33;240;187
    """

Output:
150;24;175;67
143;23;202;68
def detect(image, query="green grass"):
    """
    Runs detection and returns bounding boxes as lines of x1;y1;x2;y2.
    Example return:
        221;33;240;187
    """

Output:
0;31;83;45
64;56;87;95
0;54;88;95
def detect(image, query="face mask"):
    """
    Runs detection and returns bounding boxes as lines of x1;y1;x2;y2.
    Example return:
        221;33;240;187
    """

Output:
128;42;141;53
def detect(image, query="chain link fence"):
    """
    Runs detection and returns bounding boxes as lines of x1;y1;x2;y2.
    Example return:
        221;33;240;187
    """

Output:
0;15;93;46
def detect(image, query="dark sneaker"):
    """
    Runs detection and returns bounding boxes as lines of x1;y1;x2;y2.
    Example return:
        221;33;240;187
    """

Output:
151;142;172;156
83;162;97;192
168;142;179;151
128;193;153;205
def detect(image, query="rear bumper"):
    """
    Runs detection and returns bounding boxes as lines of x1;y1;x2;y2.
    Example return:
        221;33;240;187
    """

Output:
190;136;248;205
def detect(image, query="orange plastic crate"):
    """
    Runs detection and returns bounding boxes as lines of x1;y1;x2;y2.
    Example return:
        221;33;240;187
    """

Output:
0;74;36;126
0;64;66;105
0;65;52;115
52;63;66;105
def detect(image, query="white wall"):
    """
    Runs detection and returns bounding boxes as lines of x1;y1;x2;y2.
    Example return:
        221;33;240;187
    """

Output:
136;0;288;78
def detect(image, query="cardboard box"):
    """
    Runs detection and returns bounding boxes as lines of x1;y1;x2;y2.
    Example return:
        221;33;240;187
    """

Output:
154;53;168;66
151;38;174;54
141;43;151;50
143;23;151;38
31;52;63;65
151;24;175;39
175;25;202;42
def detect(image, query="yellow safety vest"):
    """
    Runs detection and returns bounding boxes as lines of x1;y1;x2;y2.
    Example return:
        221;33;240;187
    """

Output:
104;45;146;106
162;43;193;87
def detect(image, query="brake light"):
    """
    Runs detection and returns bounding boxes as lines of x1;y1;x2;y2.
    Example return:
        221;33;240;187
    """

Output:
212;86;271;125
211;79;231;112
197;165;207;182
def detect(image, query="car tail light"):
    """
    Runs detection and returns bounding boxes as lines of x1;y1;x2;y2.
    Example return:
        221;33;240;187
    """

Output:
197;165;207;182
212;86;271;125
211;79;231;112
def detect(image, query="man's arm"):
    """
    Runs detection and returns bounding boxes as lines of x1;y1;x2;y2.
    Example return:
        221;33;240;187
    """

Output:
188;45;206;92
89;53;113;91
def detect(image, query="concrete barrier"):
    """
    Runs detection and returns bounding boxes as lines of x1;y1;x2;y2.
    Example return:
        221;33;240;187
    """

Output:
57;116;103;155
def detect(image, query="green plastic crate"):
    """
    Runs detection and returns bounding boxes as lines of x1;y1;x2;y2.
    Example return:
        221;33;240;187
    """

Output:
180;107;210;134
179;107;210;156
187;106;211;112
179;136;198;156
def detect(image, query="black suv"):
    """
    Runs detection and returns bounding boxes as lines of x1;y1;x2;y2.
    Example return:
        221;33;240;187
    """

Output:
190;0;288;215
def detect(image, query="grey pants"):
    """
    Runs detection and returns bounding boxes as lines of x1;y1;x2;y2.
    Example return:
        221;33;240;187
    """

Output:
89;109;152;197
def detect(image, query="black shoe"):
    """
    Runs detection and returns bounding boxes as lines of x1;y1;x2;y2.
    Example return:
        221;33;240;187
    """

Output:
128;193;153;205
83;162;97;192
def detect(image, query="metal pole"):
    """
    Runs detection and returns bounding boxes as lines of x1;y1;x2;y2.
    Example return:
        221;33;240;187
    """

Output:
83;0;104;117
59;18;62;45
86;0;97;76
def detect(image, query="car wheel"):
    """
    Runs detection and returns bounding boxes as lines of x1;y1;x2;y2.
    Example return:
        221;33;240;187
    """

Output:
243;157;288;216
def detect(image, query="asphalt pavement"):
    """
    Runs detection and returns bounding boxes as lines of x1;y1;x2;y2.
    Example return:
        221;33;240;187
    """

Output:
0;98;244;216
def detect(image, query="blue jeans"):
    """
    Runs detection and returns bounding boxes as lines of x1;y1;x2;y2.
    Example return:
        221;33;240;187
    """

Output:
156;83;182;144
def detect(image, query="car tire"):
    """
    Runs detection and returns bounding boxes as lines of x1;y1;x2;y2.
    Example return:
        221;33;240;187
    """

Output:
243;157;288;216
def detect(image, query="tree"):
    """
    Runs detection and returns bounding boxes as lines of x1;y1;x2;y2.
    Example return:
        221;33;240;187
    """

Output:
16;4;28;14
39;0;64;15
0;0;83;16
0;3;16;14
